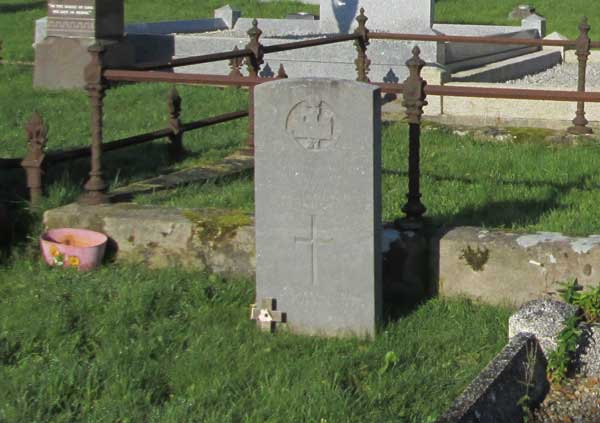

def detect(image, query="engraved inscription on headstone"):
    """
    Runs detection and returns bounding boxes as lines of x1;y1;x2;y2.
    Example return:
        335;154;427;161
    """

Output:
46;0;124;39
286;98;338;151
255;78;382;337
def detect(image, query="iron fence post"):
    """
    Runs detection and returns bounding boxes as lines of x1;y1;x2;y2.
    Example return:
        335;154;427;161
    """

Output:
167;87;184;160
21;112;47;206
354;8;371;82
396;46;428;230
569;16;593;135
79;42;109;204
245;19;264;152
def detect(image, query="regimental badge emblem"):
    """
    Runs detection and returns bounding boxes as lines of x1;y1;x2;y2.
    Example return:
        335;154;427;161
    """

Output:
286;96;339;151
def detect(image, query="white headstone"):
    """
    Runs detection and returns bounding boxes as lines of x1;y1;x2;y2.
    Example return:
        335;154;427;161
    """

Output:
320;0;434;33
254;78;382;337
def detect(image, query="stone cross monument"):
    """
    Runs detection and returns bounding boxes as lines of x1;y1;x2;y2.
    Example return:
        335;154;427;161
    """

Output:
320;0;435;33
254;78;382;337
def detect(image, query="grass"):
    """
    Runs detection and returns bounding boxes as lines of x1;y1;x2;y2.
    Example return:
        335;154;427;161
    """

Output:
0;1;571;420
0;258;513;422
435;0;600;39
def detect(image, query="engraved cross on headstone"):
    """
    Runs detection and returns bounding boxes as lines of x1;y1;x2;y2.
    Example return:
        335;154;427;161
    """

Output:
294;215;333;286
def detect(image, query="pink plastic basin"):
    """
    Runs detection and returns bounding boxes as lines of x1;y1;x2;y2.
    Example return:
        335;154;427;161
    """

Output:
40;228;108;271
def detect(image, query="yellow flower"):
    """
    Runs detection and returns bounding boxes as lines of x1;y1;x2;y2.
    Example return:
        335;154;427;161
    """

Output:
67;256;80;268
50;245;60;257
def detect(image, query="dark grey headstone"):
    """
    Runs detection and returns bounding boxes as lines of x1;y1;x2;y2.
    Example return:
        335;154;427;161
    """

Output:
254;78;382;337
47;0;124;39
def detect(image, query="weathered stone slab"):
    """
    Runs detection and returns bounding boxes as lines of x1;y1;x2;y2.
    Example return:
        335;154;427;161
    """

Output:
508;299;578;357
436;333;548;423
320;0;434;33
43;203;256;277
435;227;600;306
254;78;382;337
47;0;123;39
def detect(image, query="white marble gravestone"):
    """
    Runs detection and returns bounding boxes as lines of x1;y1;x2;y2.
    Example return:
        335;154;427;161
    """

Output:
320;0;435;33
254;78;382;337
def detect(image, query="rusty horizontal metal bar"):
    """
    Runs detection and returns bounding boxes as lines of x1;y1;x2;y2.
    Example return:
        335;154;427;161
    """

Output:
0;157;21;169
370;31;583;47
104;69;268;86
262;33;361;54
49;128;172;164
105;69;600;103
0;111;250;169
181;110;248;132
124;34;359;71
49;110;248;163
376;82;600;102
126;48;253;71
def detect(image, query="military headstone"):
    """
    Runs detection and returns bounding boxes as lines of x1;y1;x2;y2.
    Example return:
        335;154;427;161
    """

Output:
320;0;434;33
254;78;382;337
46;0;124;39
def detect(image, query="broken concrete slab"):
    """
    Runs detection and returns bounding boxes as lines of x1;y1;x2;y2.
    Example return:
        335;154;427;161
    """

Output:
508;299;578;357
435;333;548;423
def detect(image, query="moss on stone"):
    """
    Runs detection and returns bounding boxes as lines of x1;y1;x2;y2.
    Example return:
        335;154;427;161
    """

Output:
460;245;490;272
183;209;252;241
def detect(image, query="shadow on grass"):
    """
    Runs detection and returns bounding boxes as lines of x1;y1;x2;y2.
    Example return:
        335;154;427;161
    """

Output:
383;168;593;229
0;1;45;13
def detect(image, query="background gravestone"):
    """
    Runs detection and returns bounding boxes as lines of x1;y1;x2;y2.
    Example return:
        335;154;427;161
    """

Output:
34;0;133;89
320;0;435;33
47;0;124;39
254;78;382;337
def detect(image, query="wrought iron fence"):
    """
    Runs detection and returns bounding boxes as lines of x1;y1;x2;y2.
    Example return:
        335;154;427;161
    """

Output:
6;9;600;226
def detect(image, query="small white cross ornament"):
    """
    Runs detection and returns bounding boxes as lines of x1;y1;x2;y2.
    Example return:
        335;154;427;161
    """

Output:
250;298;286;332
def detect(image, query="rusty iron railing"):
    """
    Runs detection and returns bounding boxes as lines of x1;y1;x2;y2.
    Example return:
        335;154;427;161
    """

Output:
56;9;600;227
0;105;247;206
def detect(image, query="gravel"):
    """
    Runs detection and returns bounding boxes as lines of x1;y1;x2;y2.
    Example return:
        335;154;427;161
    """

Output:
531;376;600;423
504;63;600;88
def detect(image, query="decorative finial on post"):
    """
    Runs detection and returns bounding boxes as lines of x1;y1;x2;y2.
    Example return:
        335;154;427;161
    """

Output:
569;16;593;135
228;46;244;78
167;87;184;160
21;112;48;205
397;46;428;229
245;19;264;77
80;42;109;205
354;8;371;82
403;46;428;125
276;64;288;79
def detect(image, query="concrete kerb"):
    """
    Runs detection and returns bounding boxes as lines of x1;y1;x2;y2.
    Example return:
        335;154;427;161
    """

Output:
435;333;549;423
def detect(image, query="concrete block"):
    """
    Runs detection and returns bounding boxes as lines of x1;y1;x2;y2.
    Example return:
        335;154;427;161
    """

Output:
435;227;600;306
522;13;547;38
43;203;256;278
214;5;241;29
